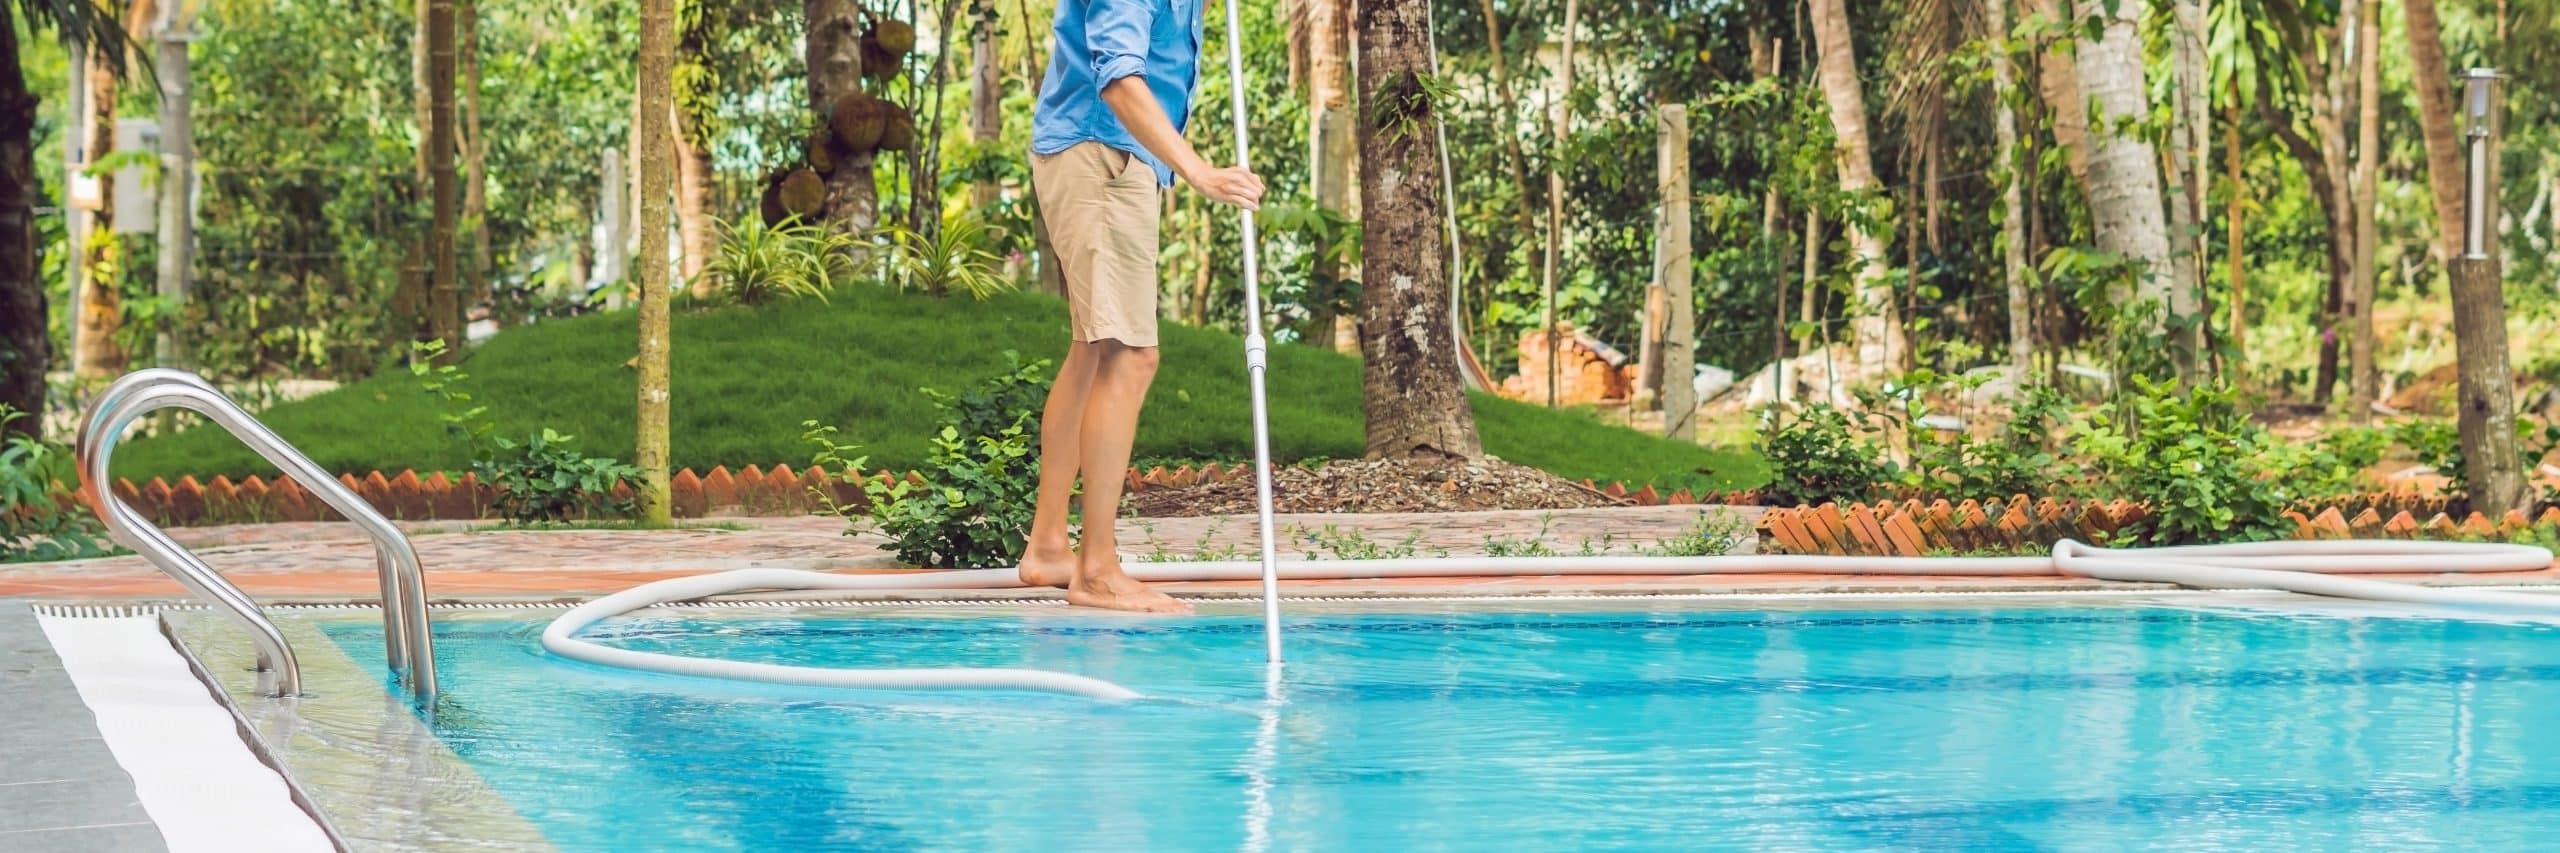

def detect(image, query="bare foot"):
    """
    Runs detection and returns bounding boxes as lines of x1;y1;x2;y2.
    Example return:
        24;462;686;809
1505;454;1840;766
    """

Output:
1017;544;1077;589
1067;562;1193;614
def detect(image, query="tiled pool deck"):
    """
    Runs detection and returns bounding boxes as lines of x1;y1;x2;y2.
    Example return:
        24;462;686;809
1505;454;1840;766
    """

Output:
8;506;2560;603
0;602;167;851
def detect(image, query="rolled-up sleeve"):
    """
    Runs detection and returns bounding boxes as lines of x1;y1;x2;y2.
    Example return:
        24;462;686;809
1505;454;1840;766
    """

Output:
1085;0;1154;87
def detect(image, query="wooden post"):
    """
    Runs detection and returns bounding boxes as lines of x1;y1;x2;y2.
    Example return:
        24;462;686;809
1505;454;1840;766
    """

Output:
2453;69;2524;513
1658;105;1695;440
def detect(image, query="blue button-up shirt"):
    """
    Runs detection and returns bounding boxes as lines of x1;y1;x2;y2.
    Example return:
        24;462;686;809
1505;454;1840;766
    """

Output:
1031;0;1204;188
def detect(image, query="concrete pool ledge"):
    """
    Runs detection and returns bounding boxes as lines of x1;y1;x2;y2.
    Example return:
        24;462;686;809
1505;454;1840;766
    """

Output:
163;613;551;852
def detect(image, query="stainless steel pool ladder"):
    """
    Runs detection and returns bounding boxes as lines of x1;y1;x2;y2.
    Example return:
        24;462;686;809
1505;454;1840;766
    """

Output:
74;369;439;705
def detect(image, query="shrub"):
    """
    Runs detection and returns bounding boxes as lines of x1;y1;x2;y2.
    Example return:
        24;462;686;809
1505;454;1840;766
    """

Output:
1;408;113;563
1862;372;2064;499
807;355;1054;568
413;341;642;524
479;429;645;524
703;215;858;305
2066;379;2306;544
1754;403;1891;507
888;212;1011;301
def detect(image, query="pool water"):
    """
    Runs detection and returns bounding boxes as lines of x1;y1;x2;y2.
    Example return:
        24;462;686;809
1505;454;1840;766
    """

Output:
326;602;2560;851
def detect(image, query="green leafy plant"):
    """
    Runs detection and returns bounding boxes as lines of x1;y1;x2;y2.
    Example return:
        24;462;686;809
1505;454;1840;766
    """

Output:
808;357;1055;568
703;215;857;305
413;340;642;524
478;429;645;524
1649;512;1747;557
889;212;1011;301
1;408;114;563
2065;379;2307;544
1754;403;1893;507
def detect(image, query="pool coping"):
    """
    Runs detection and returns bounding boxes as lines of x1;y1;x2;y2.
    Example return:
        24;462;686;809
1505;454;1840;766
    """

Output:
161;613;552;852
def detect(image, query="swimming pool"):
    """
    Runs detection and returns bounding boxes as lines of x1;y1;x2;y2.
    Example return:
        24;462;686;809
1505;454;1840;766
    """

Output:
316;600;2560;850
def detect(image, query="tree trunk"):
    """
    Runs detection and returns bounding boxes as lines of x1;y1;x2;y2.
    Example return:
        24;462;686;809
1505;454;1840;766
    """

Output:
2406;0;2468;263
2313;2;2355;404
1475;0;1536;237
674;1;719;291
2022;0;2089;186
1809;0;1899;379
2071;0;2178;356
674;114;715;289
969;11;1000;210
425;0;463;355
2163;0;2209;371
805;0;875;232
75;0;156;379
638;0;678;526
153;0;194;372
0;8;43;439
2226;88;2246;358
1301;0;1354;352
1986;0;2029;383
1356;0;1481;459
2347;0;2382;418
462;0;490;310
1539;0;1579;407
1800;208;1820;346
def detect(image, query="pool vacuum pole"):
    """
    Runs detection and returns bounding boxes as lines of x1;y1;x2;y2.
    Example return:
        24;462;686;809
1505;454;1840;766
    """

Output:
1222;0;1283;664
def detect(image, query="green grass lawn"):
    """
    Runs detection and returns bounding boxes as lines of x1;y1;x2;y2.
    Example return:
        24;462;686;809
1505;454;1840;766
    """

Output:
115;286;1767;493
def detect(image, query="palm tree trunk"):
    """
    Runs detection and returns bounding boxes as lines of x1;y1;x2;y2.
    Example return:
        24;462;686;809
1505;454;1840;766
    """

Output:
1809;0;1899;378
1540;0;1579;407
2347;0;2382;418
1986;0;2029;382
0;6;42;439
674;114;715;287
1475;0;1535;236
462;0;490;311
2405;0;2468;263
2226;86;2246;358
969;12;1000;209
1300;0;1353;351
2022;0;2088;186
638;0;678;525
2071;0;2177;358
74;0;155;379
2164;0;2209;368
425;0;462;355
1356;0;1481;459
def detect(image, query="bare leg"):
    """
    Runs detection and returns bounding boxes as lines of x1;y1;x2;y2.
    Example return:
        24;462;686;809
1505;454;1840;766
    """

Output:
1067;341;1189;613
1018;342;1101;588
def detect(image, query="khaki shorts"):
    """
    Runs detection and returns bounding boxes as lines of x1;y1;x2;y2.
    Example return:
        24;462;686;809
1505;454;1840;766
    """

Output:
1032;142;1162;348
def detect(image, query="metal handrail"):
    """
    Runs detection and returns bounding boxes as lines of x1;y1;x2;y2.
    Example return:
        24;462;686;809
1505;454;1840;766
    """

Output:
75;369;439;705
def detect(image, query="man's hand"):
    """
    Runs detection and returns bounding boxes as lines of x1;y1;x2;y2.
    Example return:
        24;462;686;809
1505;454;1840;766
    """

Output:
1187;165;1266;210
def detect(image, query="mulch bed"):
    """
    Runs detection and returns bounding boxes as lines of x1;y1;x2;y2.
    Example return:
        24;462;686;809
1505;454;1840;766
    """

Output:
1123;456;1632;517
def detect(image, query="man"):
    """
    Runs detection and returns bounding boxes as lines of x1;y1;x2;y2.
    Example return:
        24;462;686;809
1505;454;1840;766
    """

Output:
1017;0;1265;612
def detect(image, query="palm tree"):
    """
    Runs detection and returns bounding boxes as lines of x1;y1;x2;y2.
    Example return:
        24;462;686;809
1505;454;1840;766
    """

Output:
1809;0;1900;378
0;1;132;441
1356;0;1480;459
2071;0;2180;361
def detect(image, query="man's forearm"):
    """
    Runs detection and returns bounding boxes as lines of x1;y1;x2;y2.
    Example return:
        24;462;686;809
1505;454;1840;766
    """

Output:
1099;76;1207;182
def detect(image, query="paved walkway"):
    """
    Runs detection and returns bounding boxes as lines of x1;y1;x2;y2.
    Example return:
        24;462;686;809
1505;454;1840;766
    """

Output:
7;505;2559;603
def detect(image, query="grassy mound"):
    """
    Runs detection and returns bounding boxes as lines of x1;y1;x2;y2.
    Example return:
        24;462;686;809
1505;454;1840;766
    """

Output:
114;287;1766;493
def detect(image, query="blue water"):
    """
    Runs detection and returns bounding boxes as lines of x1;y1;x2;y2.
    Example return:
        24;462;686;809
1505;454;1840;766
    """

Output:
325;603;2560;851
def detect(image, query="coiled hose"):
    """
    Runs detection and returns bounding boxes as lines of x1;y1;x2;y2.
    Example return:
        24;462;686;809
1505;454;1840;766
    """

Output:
542;539;2560;701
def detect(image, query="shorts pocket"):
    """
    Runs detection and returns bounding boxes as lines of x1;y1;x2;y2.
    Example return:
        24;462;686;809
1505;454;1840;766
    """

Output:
1102;147;1152;190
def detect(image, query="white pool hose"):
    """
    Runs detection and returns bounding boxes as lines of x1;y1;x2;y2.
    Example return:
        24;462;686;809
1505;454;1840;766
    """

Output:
542;538;2559;701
